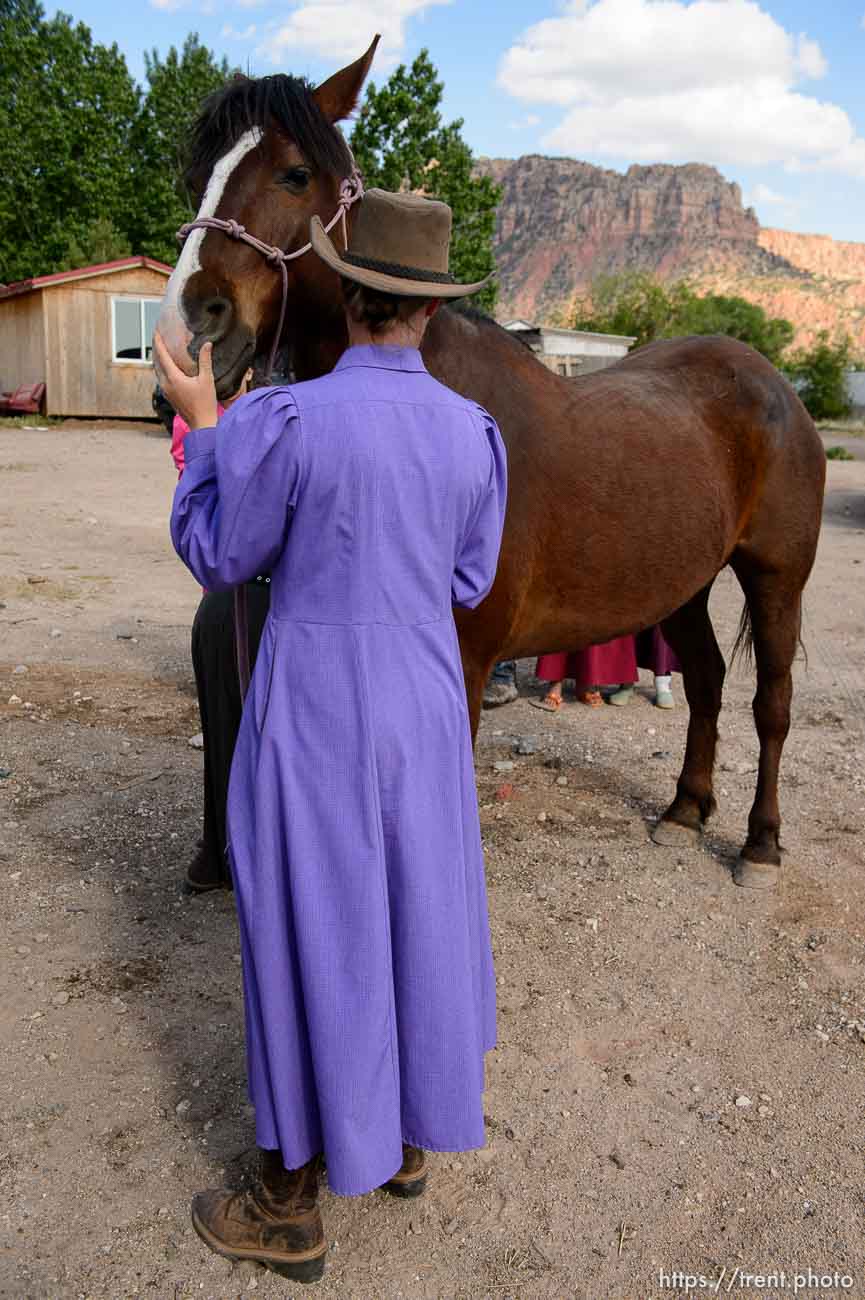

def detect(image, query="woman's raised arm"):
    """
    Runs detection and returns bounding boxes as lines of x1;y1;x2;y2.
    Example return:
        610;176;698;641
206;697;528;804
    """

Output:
170;388;302;591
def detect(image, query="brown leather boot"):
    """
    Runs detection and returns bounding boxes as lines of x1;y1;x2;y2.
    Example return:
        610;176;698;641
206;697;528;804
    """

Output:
381;1144;428;1198
181;840;231;895
191;1149;326;1282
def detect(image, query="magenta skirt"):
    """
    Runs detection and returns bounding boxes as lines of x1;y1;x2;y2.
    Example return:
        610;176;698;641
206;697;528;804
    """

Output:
536;627;679;688
536;635;637;689
635;626;680;676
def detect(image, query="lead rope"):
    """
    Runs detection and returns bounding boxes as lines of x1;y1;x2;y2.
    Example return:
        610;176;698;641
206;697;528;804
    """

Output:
176;166;365;699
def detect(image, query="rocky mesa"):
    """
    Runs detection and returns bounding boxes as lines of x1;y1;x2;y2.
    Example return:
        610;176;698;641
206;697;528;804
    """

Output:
475;155;865;350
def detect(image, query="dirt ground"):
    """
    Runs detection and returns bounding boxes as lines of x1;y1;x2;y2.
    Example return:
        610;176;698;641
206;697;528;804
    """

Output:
1;422;863;1300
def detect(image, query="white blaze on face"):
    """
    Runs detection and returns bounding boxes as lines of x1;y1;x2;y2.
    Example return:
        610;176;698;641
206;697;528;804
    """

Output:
154;127;263;377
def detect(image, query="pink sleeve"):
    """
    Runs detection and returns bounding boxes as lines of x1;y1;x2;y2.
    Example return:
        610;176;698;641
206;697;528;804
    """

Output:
171;414;190;478
172;405;226;480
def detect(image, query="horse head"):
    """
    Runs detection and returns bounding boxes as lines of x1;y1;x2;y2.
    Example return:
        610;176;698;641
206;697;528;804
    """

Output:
155;37;379;398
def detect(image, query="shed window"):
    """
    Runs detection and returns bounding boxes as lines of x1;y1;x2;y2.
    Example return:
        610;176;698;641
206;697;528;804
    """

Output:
556;362;567;376
112;297;162;363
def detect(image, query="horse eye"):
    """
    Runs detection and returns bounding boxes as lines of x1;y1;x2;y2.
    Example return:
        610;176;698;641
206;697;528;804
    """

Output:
280;168;311;191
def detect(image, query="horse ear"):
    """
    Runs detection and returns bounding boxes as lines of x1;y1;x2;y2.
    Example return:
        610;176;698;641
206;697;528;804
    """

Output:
313;35;380;122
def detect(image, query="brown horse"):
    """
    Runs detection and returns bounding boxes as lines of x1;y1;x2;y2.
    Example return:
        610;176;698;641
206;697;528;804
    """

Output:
155;41;826;888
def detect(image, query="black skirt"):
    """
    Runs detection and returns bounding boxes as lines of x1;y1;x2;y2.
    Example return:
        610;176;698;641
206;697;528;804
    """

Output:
191;580;271;883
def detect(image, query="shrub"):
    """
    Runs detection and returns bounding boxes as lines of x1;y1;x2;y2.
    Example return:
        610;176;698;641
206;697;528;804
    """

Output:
786;332;853;421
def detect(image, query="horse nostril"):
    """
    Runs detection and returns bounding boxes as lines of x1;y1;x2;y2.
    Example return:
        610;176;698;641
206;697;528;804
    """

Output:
201;296;233;337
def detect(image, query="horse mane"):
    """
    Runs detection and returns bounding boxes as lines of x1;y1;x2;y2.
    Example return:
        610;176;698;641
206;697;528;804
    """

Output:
183;74;353;196
448;301;491;326
447;301;546;359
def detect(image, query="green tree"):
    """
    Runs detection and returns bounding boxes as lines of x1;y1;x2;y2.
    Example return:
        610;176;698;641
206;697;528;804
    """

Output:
785;331;853;420
59;216;131;269
0;0;139;281
573;269;794;366
351;50;500;312
675;290;794;367
128;35;233;265
572;270;689;348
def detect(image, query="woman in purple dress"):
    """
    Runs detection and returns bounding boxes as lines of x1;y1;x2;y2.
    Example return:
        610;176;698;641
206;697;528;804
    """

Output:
154;189;507;1283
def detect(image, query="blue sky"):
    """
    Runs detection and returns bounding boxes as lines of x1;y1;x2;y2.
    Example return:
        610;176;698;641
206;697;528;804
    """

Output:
52;0;865;242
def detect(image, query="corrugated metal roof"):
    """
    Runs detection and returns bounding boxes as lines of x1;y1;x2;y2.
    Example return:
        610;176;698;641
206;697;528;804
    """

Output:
503;320;636;346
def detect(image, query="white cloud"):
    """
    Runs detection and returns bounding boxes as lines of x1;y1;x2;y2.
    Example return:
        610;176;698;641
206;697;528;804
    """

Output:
795;34;826;80
745;182;803;220
221;20;257;37
260;0;451;68
498;0;865;178
749;183;790;205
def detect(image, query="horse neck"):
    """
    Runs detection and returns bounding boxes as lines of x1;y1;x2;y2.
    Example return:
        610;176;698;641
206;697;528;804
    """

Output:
286;286;347;381
288;301;483;386
286;292;535;408
421;308;511;408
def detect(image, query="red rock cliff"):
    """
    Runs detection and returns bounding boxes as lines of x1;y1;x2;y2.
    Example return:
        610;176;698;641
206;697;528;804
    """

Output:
476;156;865;350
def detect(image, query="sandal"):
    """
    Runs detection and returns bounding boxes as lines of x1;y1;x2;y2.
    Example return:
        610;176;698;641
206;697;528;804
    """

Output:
529;692;563;711
577;690;603;707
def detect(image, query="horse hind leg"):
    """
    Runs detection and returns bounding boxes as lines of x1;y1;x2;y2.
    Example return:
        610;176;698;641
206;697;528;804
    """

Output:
729;561;803;889
652;582;725;848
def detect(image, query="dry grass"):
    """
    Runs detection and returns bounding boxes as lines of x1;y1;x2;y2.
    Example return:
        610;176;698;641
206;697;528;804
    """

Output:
0;414;62;429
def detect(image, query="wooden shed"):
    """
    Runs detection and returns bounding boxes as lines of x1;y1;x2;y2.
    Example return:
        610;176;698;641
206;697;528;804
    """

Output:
502;319;636;376
0;256;172;418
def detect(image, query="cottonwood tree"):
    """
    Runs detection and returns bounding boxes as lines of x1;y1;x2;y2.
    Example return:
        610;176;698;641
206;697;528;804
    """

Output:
0;0;138;280
573;270;794;367
61;216;132;270
129;35;233;266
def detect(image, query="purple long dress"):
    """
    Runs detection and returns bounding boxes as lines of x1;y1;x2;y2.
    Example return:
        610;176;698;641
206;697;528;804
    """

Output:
171;345;507;1197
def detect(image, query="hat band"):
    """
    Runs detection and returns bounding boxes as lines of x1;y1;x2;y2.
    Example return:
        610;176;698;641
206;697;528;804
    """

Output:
342;251;456;285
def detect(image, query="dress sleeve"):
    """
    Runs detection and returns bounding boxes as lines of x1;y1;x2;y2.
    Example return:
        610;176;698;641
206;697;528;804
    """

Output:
171;413;189;478
451;407;508;609
170;388;302;591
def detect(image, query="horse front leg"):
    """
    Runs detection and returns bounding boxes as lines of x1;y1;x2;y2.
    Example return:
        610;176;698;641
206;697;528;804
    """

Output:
464;654;495;747
652;583;725;847
456;634;497;747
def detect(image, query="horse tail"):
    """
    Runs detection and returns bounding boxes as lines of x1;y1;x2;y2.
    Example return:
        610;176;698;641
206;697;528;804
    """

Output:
730;603;753;670
730;598;808;670
798;606;808;669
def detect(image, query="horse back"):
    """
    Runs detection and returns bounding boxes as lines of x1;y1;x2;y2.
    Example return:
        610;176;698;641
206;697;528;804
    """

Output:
432;317;824;651
614;333;817;455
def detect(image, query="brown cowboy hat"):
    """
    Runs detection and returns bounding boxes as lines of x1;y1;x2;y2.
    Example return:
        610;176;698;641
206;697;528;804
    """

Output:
310;187;493;299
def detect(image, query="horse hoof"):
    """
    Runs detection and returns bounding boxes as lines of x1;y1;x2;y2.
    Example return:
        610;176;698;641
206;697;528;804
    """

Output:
733;857;779;890
651;819;701;847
